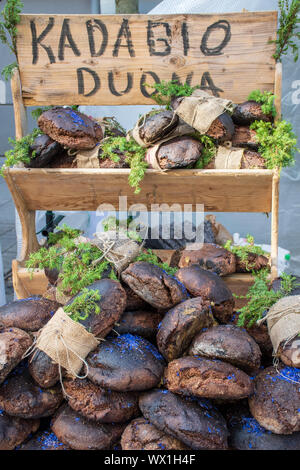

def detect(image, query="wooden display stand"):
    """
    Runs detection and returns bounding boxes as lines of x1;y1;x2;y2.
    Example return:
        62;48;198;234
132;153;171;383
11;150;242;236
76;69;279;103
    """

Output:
4;12;281;302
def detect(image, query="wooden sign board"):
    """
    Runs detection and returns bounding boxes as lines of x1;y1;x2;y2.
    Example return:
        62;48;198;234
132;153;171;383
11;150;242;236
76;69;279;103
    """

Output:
16;12;277;106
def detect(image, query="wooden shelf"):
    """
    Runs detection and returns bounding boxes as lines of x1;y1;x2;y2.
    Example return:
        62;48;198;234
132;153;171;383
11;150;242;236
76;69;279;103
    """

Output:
4;12;281;300
6;168;274;213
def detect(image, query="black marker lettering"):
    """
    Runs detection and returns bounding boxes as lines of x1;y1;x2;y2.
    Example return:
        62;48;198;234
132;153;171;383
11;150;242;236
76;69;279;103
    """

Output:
58;18;81;61
86;19;108;57
181;22;189;56
113;19;135;57
108;71;133;96
200;20;231;56
77;67;100;97
147;20;172;56
171;72;193;86
31;17;55;64
200;71;223;97
140;71;160;98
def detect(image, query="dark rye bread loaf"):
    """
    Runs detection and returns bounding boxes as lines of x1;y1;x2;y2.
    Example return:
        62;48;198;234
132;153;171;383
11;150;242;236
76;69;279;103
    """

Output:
278;338;300;368
28;349;62;389
156;136;202;169
139;389;228;450
188;325;261;373
38;107;103;149
227;408;300;451
229;312;273;357
65;279;126;337
20;429;70;450
0;365;63;419
206;112;235;142
178;243;236;276
248;365;300;434
26;134;62;168
139;110;178;145
114;309;163;340
165;357;254;400
121;417;190;450
122;262;187;310
52;405;125;450
63;378;139;423
176;265;234;323
156;297;215;362
87;334;165;392
0;297;61;332
0;412;39;450
231;125;259;150
232;101;272;125
0;327;33;384
123;284;150;311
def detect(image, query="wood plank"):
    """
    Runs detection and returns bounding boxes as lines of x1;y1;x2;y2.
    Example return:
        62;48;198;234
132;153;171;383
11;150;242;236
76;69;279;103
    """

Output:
6;168;274;212
16;12;277;106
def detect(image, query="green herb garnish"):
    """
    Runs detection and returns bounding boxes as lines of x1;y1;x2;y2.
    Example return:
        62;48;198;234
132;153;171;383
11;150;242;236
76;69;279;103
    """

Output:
64;288;100;323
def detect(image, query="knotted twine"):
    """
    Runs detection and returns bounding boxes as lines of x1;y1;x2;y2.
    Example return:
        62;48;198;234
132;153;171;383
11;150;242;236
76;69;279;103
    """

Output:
174;89;234;134
129;110;179;148
91;230;143;274
257;295;300;384
214;145;245;169
23;307;99;396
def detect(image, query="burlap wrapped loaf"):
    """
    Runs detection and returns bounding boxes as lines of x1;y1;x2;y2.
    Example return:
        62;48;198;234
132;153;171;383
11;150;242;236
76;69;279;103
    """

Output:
129;110;196;148
174;89;234;134
35;307;99;377
91;230;142;274
73;146;100;168
214;145;245;169
258;295;300;354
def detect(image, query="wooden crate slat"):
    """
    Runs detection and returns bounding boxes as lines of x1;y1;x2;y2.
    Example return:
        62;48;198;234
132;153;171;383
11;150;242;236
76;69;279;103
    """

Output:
16;12;277;105
7;168;273;212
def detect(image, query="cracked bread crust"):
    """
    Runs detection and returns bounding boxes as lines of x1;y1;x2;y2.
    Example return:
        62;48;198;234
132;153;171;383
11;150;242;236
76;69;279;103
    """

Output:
121;417;190;450
63;378;139;423
38;107;103;149
122;262;187;310
165;356;254;400
156;297;214;362
139;389;228;450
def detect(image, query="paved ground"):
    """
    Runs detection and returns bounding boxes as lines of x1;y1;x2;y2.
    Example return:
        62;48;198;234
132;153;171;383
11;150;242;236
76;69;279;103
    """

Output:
0;156;17;302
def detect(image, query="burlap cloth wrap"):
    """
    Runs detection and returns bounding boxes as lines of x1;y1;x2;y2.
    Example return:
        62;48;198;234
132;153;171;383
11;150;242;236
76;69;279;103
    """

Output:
73;146;101;168
91;230;142;273
174;89;234;134
258;295;300;354
214;146;245;169
35;307;99;377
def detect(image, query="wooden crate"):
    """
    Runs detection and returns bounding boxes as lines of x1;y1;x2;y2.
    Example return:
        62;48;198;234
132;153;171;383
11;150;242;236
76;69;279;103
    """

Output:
3;12;281;301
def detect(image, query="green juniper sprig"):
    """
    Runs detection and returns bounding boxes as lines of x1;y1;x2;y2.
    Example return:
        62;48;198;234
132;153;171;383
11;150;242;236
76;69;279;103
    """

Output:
247;90;277;118
100;136;147;194
134;248;178;276
64;288;101;323
250;119;299;170
237;270;299;327
146;80;199;109
0;0;24;80
26;225;117;296
193;135;216;169
271;0;300;63
224;235;268;271
0;128;42;177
